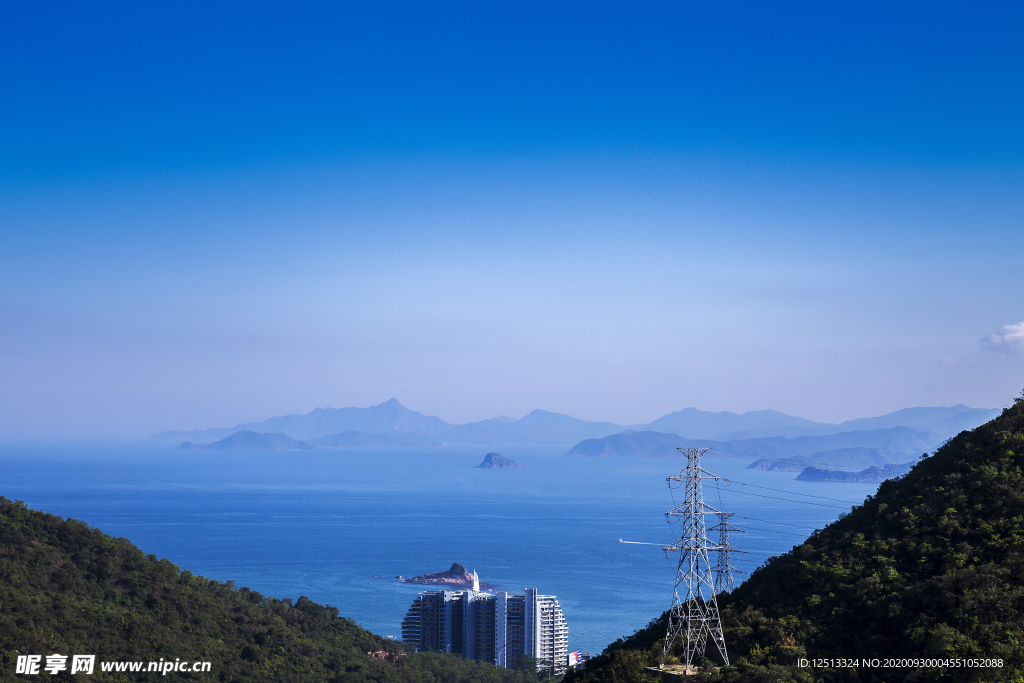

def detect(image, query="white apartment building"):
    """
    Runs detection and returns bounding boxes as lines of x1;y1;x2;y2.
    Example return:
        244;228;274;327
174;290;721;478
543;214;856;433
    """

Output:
402;587;568;674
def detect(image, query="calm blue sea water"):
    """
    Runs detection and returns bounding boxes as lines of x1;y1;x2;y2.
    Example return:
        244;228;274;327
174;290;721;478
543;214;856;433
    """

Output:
0;443;881;655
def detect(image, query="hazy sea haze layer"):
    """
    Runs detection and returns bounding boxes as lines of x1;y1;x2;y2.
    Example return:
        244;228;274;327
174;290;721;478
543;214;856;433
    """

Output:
0;444;882;654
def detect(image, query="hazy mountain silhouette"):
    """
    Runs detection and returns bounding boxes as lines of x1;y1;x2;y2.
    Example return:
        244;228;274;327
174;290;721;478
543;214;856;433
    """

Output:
440;409;624;445
833;405;998;434
747;446;911;471
310;431;440;448
175;431;319;451
643;407;831;440
643;405;1000;441
153;400;999;450
567;426;940;462
154;398;450;442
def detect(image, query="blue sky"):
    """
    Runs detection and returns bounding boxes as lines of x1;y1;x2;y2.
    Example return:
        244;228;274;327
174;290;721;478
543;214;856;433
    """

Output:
1;1;1022;437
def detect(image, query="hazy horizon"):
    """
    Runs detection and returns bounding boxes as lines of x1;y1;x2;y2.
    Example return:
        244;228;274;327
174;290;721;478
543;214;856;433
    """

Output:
151;398;1002;442
157;398;994;433
2;2;1022;439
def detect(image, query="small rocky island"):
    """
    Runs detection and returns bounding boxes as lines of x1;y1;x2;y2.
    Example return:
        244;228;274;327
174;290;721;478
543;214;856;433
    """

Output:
476;452;524;469
403;562;496;590
796;462;914;483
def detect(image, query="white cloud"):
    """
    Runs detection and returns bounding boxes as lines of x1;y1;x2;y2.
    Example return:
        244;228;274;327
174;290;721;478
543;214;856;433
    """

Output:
981;321;1024;355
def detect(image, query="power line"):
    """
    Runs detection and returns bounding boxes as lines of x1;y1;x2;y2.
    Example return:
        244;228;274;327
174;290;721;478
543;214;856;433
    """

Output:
627;539;803;553
739;526;809;538
719;488;850;508
718;478;859;505
728;550;789;557
734;515;819;529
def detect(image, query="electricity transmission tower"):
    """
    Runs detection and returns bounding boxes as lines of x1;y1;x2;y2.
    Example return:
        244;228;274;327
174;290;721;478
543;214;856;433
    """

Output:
709;512;745;594
661;448;730;671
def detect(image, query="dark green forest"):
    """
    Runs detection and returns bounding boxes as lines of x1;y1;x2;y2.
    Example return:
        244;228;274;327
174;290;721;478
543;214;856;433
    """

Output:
567;394;1024;683
0;497;534;683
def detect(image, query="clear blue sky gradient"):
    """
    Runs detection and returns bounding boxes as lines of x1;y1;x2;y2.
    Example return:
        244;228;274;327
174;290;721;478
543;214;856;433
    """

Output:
1;1;1022;437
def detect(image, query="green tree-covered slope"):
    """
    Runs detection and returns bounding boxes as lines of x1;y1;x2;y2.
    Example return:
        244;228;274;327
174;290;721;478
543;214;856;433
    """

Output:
568;395;1024;683
0;497;533;683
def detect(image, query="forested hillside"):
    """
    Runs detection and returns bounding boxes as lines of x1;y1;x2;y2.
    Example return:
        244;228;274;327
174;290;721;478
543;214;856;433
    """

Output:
568;394;1024;683
0;497;533;683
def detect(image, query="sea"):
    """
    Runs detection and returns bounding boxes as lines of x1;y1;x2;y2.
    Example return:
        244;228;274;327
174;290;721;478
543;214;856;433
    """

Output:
0;443;882;655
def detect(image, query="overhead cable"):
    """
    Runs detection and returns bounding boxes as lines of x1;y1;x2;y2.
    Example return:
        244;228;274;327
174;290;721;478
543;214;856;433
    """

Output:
720;488;850;508
719;478;859;505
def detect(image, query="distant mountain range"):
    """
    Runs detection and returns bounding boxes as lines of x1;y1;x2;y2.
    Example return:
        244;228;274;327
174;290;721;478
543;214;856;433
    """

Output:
152;398;632;445
565;426;937;461
644;404;998;441
155;399;449;442
175;431;319;451
747;447;910;472
644;408;829;440
152;399;1000;461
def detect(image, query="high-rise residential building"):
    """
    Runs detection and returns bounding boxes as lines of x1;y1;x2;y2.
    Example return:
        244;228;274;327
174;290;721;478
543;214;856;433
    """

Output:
401;587;568;674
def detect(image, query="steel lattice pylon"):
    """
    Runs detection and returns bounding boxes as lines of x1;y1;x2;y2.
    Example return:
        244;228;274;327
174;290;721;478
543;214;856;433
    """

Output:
660;448;729;671
709;512;745;595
